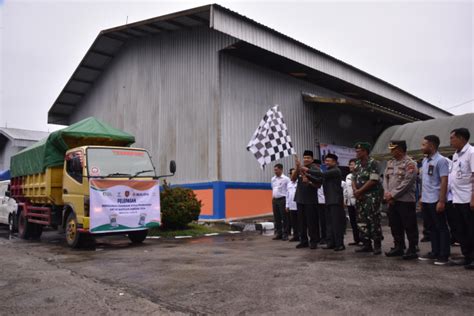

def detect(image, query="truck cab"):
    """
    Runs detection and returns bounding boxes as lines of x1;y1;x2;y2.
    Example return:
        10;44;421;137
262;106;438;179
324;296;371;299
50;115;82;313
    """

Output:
62;145;168;247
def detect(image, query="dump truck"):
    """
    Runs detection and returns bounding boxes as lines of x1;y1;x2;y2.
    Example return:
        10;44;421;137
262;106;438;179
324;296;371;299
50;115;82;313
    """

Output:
9;117;175;248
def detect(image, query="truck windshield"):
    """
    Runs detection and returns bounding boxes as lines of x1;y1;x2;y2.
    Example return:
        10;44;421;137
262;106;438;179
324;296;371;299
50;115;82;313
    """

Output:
86;148;156;178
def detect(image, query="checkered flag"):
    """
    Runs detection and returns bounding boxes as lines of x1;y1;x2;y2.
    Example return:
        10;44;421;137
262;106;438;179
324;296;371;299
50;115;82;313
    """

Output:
247;105;295;169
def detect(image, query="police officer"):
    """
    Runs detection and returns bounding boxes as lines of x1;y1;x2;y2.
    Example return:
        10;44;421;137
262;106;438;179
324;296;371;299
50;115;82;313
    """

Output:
383;140;419;260
352;142;384;255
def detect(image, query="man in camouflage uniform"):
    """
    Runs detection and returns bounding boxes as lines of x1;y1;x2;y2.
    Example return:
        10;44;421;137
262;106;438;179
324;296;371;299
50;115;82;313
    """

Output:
352;142;384;255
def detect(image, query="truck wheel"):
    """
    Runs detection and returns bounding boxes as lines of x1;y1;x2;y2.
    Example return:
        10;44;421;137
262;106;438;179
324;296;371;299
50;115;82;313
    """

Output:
65;213;84;248
18;207;32;239
128;230;148;243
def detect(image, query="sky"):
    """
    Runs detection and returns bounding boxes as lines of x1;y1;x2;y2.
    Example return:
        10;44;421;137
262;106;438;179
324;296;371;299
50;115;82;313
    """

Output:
0;0;473;132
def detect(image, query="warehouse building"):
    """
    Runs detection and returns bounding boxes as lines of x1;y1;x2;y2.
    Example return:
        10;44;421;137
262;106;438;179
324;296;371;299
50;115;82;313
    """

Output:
0;127;49;173
47;4;451;220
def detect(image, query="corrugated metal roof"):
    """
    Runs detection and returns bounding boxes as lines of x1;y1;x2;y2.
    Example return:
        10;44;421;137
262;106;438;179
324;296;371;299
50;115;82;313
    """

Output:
48;3;452;125
0;127;49;142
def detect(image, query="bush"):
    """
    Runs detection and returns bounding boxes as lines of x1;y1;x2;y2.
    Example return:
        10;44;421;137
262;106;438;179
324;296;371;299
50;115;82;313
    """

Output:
160;181;202;230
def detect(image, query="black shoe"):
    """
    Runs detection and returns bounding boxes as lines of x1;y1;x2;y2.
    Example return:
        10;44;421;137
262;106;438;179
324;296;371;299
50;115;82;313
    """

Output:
402;248;418;260
296;242;309;249
309;243;318;249
385;247;404;257
418;252;438;261
334;245;346;251
355;243;373;253
322;244;335;250
319;240;327;245
348;241;361;246
272;235;282;240
449;257;472;266
420;236;430;243
281;236;289;241
464;262;474;270
289;237;299;242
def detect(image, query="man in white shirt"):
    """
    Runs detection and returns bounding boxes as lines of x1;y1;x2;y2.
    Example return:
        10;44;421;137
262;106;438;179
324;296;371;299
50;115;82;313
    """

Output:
448;128;474;270
344;158;361;246
271;163;290;241
286;168;299;242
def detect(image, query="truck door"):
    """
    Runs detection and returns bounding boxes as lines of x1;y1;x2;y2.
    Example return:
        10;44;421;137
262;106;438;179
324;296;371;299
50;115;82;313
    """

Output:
63;151;88;224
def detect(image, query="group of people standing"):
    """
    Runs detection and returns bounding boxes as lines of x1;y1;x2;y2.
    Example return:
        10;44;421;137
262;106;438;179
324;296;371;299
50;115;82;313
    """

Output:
270;128;474;270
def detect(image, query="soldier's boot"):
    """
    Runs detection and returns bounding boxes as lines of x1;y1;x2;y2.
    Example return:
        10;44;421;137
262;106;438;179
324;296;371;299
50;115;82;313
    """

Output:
355;240;373;253
373;239;382;255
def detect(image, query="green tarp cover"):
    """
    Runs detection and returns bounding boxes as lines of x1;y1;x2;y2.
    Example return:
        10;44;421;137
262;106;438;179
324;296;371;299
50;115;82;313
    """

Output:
10;117;135;177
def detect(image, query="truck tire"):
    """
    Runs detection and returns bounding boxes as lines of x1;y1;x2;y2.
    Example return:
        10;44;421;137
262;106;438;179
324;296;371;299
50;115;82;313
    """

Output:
128;230;148;243
18;207;32;239
65;213;85;248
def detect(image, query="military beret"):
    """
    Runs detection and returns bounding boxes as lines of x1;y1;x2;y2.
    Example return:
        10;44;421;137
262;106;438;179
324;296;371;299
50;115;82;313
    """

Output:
388;140;407;151
325;153;338;161
354;142;371;151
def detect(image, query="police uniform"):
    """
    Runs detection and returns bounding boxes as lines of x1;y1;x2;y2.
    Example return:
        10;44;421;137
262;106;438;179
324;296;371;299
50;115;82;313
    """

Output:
352;142;384;253
383;140;419;259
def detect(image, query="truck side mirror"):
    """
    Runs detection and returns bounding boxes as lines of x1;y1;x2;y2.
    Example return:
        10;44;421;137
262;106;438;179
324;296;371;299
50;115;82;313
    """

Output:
170;160;176;174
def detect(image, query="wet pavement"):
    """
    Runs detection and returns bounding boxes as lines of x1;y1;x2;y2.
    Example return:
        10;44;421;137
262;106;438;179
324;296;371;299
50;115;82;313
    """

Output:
0;223;473;315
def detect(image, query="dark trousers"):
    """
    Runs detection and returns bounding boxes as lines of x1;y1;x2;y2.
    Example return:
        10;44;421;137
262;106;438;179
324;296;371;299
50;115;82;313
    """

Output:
347;205;360;243
317;204;327;241
286;211;292;235
272;198;288;237
388;201;419;249
422;204;433;239
289;210;299;238
453;203;474;260
326;204;346;248
297;203;320;244
445;201;458;244
423;202;451;259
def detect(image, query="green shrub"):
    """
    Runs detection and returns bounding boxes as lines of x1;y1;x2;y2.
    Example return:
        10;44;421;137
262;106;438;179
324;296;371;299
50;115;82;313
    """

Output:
160;181;202;230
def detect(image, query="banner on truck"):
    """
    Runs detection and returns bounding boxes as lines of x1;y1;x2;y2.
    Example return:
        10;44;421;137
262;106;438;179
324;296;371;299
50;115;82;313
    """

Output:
320;143;356;167
89;179;160;233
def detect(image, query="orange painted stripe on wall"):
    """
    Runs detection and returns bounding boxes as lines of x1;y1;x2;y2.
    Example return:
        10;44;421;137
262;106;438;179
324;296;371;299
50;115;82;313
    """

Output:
193;189;213;216
225;189;272;218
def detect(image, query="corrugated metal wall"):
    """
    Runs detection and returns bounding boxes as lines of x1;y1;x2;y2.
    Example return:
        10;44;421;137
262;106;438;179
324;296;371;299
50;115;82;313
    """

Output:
212;6;450;119
69;27;236;184
219;54;377;182
68;25;391;184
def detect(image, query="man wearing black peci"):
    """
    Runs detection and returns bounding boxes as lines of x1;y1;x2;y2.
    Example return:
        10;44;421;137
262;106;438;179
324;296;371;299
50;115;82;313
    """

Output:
303;153;346;251
293;151;323;249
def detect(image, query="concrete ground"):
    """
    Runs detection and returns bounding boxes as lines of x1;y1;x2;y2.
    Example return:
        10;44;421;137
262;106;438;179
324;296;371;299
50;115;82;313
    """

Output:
0;224;473;315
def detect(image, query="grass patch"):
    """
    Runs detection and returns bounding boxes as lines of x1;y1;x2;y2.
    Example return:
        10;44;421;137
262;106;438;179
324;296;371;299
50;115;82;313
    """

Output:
148;222;230;238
